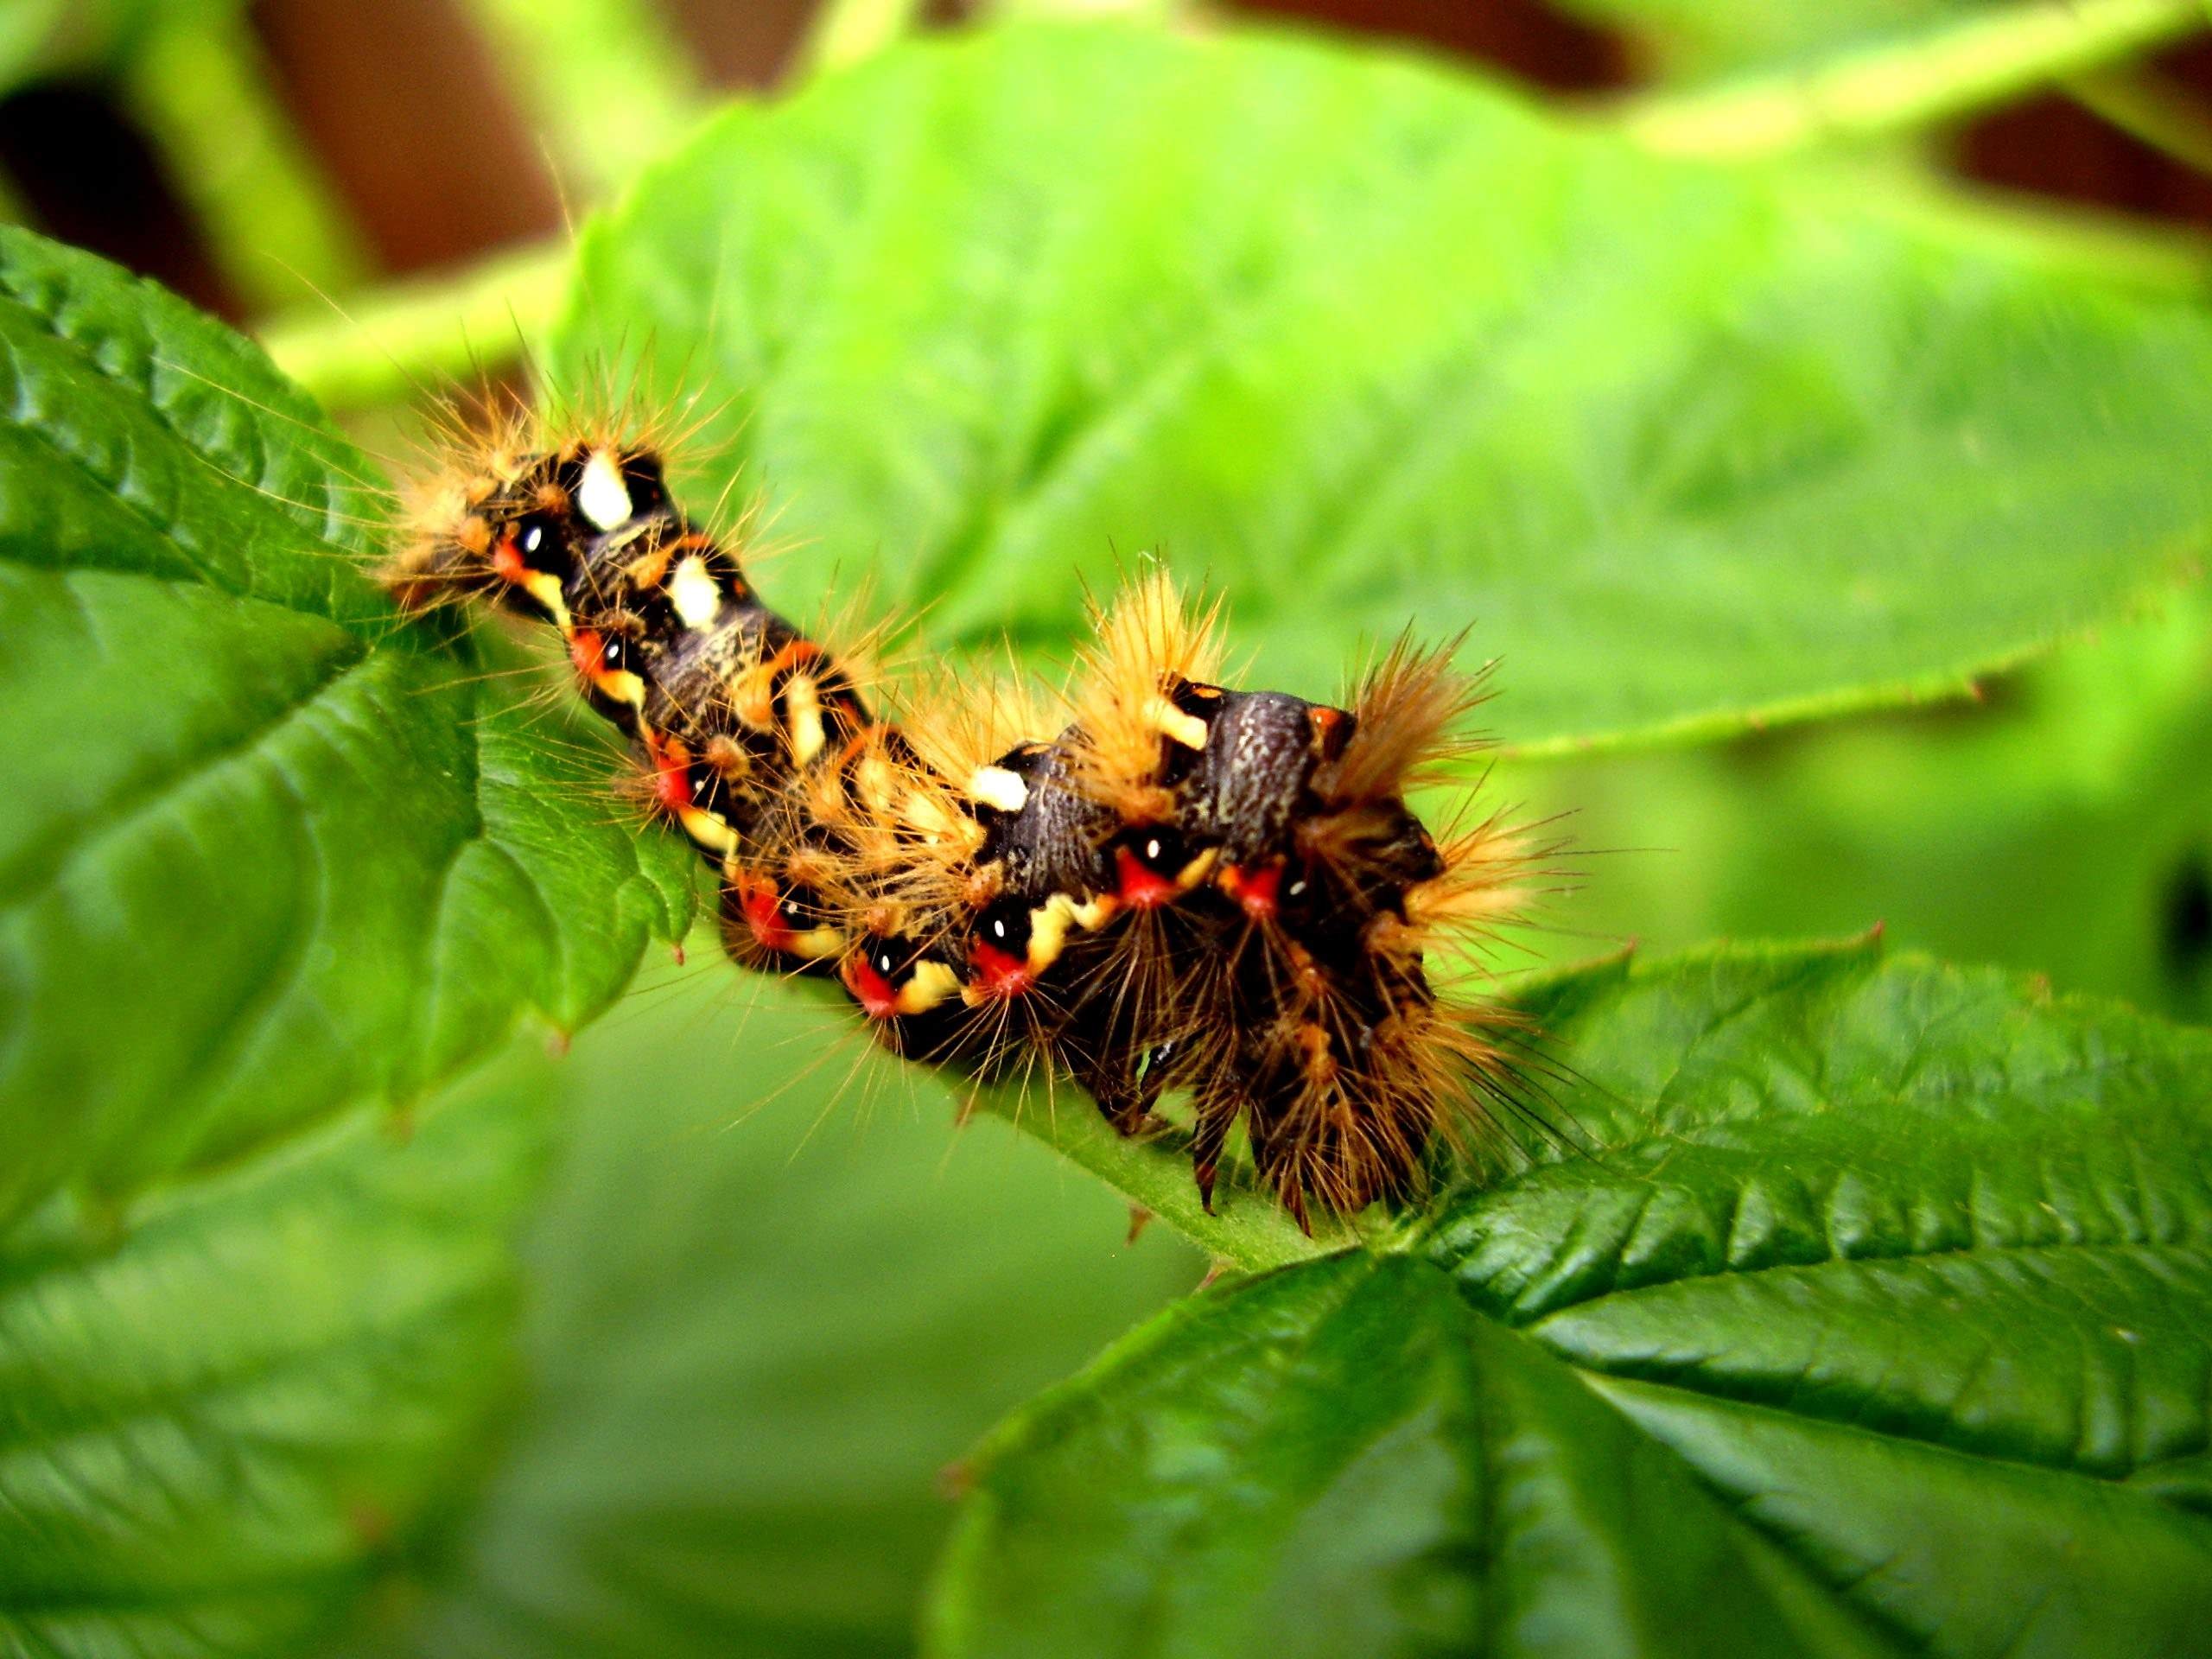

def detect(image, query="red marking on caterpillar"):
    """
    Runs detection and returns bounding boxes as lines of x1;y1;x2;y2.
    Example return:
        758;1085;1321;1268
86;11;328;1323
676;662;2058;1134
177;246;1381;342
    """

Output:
1112;844;1180;910
385;404;1554;1225
645;733;695;815
567;626;605;682
1219;861;1281;920
966;938;1033;1001
734;872;797;957
491;535;529;587
842;952;900;1021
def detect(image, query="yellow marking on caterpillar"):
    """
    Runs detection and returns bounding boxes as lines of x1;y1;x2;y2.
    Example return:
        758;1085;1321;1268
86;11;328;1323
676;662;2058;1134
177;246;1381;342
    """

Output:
1175;847;1220;891
1147;695;1209;751
1024;894;1078;974
902;787;971;843
966;892;1117;1002
788;924;849;962
597;667;647;710
669;555;722;630
524;571;571;630
677;803;737;856
785;674;827;765
855;752;900;817
1067;894;1115;931
968;765;1030;813
898;958;963;1015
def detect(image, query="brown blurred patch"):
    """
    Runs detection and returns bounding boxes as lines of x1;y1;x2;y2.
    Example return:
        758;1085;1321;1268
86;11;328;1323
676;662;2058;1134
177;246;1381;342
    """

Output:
1229;0;1634;91
662;0;813;86
251;0;562;275
16;0;2212;315
0;81;236;315
1958;37;2212;230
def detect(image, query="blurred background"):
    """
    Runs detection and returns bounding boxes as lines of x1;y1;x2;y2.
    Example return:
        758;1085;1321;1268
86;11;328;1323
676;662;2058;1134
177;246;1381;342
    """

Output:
9;3;2212;1654
16;1;2212;321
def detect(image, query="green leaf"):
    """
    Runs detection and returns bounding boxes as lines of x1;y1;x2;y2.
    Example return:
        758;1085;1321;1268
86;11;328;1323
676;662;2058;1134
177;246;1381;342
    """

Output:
930;943;2212;1657
329;960;1203;1659
556;24;2212;754
1498;583;2212;1023
0;226;696;1225
0;1046;549;1658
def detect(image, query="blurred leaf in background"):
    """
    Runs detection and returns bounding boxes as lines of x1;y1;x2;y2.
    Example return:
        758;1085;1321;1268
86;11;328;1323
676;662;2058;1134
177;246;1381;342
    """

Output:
0;0;370;311
1502;584;2212;1023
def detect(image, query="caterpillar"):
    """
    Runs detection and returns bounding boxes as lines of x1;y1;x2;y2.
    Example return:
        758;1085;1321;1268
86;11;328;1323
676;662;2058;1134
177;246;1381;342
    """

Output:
387;408;1537;1226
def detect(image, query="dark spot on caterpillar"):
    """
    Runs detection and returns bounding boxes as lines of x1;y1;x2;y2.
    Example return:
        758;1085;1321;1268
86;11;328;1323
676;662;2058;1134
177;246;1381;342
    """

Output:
1114;828;1190;909
969;899;1035;999
620;451;668;516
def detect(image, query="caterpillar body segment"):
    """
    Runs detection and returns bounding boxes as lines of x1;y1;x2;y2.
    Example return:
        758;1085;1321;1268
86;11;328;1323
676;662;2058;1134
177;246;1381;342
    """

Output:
393;432;1534;1224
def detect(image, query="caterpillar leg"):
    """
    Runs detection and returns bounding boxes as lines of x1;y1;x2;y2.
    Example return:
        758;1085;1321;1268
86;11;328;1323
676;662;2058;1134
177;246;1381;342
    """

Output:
1188;1079;1237;1215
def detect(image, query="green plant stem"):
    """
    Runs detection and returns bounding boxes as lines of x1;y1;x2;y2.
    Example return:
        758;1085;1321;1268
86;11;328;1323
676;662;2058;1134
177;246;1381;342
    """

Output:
2065;63;2212;174
976;1090;1343;1273
259;239;569;413
799;0;928;77
115;9;370;313
1620;0;2210;159
982;0;1189;18
458;0;706;197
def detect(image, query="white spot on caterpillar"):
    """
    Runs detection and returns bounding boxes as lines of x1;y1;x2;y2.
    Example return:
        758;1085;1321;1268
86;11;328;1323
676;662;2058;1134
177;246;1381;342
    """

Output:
1147;696;1208;751
668;555;721;630
578;448;634;531
969;765;1030;813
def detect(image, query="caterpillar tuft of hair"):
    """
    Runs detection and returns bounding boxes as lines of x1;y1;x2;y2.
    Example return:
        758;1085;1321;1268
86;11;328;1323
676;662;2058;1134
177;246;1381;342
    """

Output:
387;412;1545;1228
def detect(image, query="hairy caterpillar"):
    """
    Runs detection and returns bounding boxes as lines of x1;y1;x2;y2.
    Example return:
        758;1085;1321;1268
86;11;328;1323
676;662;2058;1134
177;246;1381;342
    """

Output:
388;409;1537;1225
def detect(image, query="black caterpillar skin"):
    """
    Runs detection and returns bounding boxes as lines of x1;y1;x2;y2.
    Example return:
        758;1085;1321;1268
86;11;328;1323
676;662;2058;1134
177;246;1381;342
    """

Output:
393;438;1508;1223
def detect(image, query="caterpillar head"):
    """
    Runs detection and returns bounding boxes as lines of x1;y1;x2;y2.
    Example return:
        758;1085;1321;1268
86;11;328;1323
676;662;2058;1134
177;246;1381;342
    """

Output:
385;441;670;618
